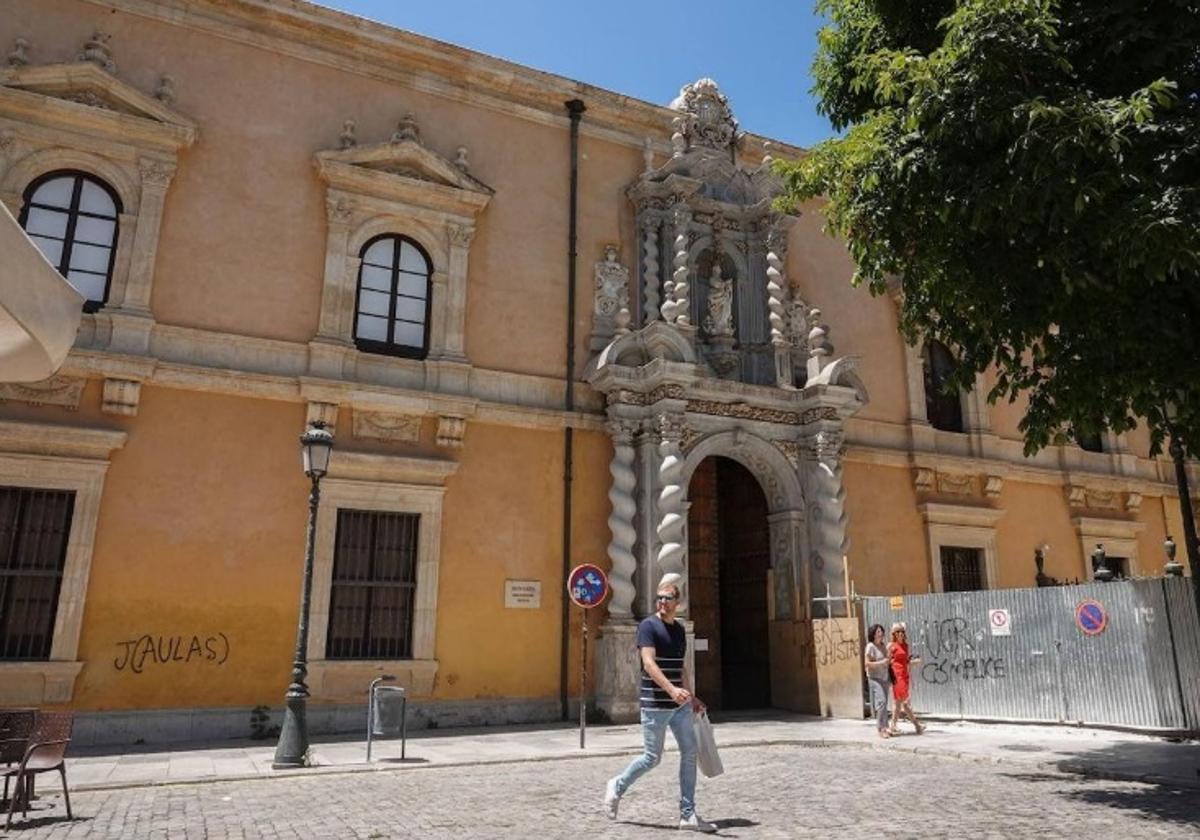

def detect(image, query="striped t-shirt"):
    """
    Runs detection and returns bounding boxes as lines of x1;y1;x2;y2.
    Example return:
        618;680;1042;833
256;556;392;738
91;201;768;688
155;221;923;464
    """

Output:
637;615;686;711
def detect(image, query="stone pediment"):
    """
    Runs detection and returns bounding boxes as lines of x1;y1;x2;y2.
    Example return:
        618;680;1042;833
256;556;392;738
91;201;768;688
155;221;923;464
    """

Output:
315;135;493;218
0;63;196;149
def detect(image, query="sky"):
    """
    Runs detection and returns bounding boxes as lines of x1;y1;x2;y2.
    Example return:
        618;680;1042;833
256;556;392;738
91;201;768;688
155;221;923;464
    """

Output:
314;1;835;149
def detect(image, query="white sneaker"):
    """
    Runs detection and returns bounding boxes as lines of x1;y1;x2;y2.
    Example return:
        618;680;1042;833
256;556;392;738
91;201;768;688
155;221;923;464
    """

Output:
679;813;717;833
604;777;621;820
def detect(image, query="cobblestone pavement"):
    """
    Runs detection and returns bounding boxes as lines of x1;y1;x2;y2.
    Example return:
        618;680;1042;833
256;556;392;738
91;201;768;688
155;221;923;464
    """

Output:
4;745;1198;839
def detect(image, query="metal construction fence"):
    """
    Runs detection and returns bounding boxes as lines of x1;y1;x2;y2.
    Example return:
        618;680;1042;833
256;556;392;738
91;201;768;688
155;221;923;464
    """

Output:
863;577;1200;732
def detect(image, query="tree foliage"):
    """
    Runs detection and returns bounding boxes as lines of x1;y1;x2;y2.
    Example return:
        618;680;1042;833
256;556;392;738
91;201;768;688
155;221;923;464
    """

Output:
779;0;1200;455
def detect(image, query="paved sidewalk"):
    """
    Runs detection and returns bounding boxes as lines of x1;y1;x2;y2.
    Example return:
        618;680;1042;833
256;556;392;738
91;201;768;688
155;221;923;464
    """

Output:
63;714;1200;792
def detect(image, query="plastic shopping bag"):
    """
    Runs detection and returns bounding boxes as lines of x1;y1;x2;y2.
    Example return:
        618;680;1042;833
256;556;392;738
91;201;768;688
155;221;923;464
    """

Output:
695;710;724;778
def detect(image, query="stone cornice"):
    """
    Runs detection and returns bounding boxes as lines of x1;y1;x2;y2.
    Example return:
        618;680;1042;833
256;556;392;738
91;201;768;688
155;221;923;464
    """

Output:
0;419;127;459
326;451;458;485
78;0;803;159
918;502;1006;528
315;150;492;220
0;63;197;151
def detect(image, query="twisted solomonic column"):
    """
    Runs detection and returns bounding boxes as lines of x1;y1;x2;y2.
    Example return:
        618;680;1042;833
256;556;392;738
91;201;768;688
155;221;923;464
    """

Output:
766;237;787;345
672;231;690;327
766;228;791;387
605;421;638;619
670;206;692;326
810;431;850;587
642;218;660;325
655;417;687;584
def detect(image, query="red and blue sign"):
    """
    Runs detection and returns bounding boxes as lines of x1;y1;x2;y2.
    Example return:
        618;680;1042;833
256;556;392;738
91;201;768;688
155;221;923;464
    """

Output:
1075;599;1108;636
567;564;609;609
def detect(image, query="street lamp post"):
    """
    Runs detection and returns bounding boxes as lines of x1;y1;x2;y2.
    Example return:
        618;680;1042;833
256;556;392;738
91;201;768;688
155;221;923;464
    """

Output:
273;421;334;769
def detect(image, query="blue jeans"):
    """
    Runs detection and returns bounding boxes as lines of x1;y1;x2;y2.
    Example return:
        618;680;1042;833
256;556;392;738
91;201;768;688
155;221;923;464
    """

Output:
869;678;890;731
614;705;697;818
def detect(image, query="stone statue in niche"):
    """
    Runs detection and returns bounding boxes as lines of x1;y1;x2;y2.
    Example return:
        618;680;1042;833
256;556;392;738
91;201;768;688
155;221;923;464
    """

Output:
703;262;734;337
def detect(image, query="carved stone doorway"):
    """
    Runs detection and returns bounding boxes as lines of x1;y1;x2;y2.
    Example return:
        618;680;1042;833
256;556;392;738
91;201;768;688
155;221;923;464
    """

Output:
688;456;772;711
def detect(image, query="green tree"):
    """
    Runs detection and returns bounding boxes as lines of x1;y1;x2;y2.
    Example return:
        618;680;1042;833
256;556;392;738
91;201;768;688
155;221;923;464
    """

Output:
779;0;1200;457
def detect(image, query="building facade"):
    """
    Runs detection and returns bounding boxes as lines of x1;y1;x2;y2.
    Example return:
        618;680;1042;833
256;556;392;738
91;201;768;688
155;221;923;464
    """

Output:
0;0;1194;743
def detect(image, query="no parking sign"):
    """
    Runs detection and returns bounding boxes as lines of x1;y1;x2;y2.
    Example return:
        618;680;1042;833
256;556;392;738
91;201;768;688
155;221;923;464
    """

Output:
988;608;1011;636
1076;600;1108;636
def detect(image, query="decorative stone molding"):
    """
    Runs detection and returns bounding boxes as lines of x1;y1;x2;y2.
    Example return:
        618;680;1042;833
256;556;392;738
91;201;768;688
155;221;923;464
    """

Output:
1073;516;1145;579
0;423;126;704
0;374;85;410
686;399;801;426
310;120;493;376
913;467;935;493
101;377;141;416
7;38;30;69
435;414;466;448
668;78;739;154
306;464;455;701
983;474;1004;498
591;244;631;351
353;410;422;443
77;31;116;74
936;471;975;497
1125;492;1143;513
1065;483;1126;512
919;502;1005;592
0;59;197;354
306;401;339;434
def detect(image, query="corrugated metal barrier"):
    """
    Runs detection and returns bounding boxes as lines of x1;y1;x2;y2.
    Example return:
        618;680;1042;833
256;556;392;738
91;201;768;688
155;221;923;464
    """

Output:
863;577;1200;732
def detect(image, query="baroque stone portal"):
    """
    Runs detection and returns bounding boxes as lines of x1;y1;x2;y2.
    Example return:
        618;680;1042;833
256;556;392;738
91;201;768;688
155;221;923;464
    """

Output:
586;79;868;722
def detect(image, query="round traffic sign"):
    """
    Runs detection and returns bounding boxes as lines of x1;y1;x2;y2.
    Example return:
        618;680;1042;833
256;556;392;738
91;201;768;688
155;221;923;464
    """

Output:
1075;599;1107;636
567;564;609;609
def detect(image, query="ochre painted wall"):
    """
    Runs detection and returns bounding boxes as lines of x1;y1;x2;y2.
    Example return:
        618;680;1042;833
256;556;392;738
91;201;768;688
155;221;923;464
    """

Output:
843;461;929;596
72;386;306;710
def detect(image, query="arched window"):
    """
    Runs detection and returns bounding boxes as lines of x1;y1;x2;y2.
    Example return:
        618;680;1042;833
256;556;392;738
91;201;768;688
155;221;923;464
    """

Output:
353;235;432;358
923;340;964;433
19;171;121;313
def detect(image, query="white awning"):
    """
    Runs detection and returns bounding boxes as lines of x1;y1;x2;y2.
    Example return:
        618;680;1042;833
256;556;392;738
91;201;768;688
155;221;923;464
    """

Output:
0;201;83;382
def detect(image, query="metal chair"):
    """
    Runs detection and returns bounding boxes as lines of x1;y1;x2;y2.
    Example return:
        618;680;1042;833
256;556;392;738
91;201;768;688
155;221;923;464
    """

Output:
0;709;36;805
3;711;73;829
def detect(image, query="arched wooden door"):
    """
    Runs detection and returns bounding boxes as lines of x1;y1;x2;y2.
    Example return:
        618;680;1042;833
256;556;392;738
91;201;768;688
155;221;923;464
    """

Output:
688;456;772;710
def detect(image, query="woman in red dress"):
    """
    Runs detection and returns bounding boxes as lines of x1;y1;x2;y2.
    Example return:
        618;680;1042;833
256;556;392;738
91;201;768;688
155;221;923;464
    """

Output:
888;623;925;735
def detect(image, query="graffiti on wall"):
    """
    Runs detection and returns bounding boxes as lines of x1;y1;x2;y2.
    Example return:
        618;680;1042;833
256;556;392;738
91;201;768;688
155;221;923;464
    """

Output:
113;633;230;674
914;617;1007;685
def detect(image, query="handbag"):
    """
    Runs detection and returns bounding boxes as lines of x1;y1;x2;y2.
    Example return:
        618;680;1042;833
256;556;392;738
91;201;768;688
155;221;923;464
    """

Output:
694;710;724;778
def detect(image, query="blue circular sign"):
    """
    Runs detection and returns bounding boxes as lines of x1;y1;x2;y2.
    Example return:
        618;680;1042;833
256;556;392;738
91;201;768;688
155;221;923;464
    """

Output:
1076;600;1107;636
568;564;609;609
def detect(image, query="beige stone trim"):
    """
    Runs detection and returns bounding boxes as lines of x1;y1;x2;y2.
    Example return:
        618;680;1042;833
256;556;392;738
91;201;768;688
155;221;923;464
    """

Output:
0;661;84;705
0;63;195;354
306;659;437;702
0;425;126;703
919;502;1005;592
1073;516;1145;579
305;458;457;701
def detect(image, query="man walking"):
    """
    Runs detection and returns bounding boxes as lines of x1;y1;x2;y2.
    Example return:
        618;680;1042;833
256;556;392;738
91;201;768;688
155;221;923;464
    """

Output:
604;577;716;832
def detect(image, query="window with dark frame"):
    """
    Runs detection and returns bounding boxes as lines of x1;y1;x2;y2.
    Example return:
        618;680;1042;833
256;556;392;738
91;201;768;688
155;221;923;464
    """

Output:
923;340;964;433
18;170;121;313
326;509;419;660
1092;553;1130;580
353;234;432;359
940;545;985;592
0;487;75;661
